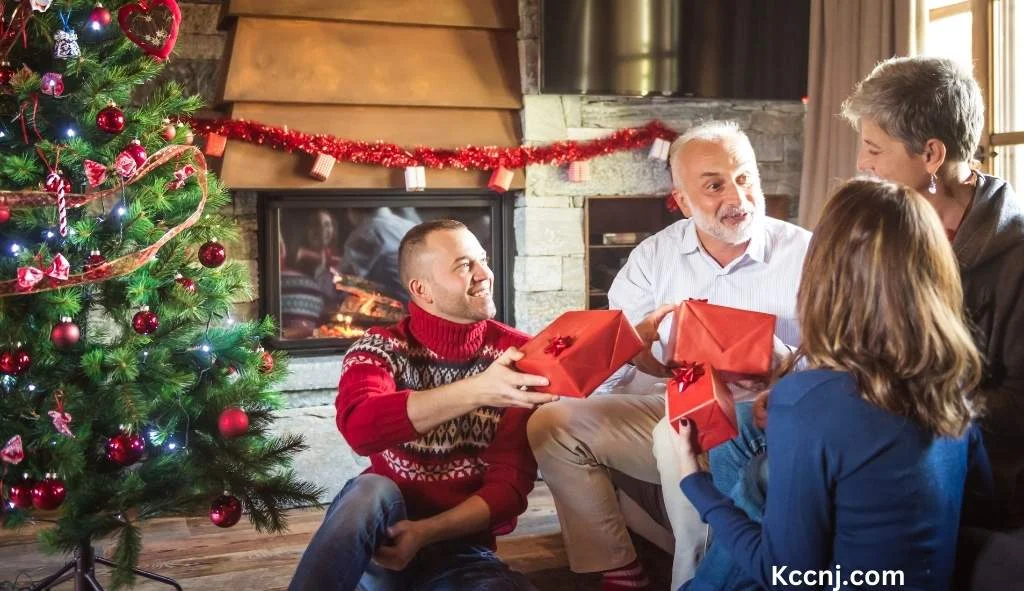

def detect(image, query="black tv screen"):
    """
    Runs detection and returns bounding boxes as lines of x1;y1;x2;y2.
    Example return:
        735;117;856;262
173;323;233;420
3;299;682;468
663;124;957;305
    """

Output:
541;0;810;100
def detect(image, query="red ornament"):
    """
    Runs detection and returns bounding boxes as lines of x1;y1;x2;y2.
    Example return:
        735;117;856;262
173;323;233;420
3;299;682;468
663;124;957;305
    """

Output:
0;61;13;86
217;407;249;438
198;240;226;268
174;273;197;294
51;317;80;349
105;431;145;466
0;351;16;375
88;2;112;29
132;306;160;335
31;475;66;511
124;139;148;166
0;206;10;224
209;494;242;528
43;172;72;194
259;350;274;374
161;119;176;141
84;250;107;271
7;476;35;509
1;347;31;376
118;0;182;61
96;104;126;134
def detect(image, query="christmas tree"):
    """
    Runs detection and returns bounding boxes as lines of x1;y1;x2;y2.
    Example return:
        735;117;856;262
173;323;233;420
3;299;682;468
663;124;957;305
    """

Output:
0;1;322;588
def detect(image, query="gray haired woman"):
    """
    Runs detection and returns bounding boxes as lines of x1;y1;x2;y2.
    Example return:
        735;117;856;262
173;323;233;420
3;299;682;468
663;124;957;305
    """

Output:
842;55;1024;586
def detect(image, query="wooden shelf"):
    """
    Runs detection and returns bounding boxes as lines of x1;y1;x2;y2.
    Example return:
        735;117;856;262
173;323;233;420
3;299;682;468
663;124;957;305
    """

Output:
588;244;639;250
584;195;682;310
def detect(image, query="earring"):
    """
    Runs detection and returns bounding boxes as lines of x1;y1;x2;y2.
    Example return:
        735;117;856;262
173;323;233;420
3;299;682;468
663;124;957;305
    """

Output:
928;173;937;194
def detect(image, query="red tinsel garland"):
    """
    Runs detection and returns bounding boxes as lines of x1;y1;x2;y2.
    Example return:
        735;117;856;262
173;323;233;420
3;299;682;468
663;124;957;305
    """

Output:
185;118;680;171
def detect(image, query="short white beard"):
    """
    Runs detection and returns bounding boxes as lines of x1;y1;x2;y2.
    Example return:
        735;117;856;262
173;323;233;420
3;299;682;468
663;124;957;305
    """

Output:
689;198;764;245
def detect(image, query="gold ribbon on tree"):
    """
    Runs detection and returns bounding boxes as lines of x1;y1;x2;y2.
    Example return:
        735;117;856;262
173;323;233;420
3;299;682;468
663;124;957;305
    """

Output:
0;144;209;297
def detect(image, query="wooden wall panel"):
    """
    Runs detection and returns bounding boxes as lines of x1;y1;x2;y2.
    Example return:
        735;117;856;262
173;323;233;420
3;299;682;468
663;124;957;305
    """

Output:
221;18;521;109
224;0;518;30
218;103;524;190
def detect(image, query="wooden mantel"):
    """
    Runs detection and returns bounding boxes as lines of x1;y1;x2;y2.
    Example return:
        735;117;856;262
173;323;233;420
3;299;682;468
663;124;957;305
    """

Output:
215;0;523;190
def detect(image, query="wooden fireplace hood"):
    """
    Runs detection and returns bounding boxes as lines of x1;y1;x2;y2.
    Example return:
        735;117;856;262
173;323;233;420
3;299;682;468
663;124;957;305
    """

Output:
215;0;524;190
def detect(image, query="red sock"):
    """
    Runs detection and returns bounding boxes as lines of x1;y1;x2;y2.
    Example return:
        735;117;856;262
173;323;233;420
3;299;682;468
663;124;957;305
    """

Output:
601;558;650;590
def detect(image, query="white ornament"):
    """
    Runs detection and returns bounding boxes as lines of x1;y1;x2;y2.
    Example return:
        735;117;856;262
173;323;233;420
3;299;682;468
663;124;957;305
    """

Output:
30;0;54;12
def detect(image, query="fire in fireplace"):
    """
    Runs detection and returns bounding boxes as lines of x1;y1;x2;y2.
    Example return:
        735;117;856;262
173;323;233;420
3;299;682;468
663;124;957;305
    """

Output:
259;191;513;354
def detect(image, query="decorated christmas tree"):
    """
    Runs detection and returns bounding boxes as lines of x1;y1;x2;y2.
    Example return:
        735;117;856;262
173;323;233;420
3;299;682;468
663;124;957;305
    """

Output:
0;1;321;587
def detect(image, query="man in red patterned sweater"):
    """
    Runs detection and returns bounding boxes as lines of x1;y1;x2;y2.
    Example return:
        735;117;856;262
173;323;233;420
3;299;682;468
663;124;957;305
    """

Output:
289;219;559;591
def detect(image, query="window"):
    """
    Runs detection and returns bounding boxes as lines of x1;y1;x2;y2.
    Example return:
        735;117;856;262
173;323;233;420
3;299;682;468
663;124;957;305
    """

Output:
990;0;1024;187
925;0;973;68
925;0;1024;188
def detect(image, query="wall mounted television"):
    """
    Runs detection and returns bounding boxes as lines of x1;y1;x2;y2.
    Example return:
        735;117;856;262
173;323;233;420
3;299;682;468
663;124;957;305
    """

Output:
542;0;811;100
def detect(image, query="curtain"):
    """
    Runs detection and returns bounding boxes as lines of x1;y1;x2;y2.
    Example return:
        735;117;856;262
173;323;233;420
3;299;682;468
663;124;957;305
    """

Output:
797;0;927;229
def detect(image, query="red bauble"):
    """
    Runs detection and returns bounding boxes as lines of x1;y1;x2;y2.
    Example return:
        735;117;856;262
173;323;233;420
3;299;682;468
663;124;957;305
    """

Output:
217;407;249;438
105;432;145;466
31;475;66;511
51;318;80;349
132;306;159;335
259;350;274;374
0;61;13;86
8;477;35;509
84;250;107;271
161;119;176;141
209;494;242;528
2;348;31;375
96;104;126;134
0;206;10;224
198;240;226;268
88;2;112;28
0;351;16;375
174;274;197;294
43;172;72;194
124;139;148;166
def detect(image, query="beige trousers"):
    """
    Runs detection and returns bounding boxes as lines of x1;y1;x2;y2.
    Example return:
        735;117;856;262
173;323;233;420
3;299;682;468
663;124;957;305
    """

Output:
526;393;664;573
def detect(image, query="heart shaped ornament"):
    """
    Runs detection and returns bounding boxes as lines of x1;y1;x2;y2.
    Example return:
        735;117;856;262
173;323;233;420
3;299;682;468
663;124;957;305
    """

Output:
118;0;181;61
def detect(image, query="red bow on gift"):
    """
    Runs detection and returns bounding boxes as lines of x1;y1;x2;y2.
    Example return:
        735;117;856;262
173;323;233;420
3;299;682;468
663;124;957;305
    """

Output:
16;254;70;291
544;335;575;357
167;164;196;189
1;435;23;465
671;361;706;392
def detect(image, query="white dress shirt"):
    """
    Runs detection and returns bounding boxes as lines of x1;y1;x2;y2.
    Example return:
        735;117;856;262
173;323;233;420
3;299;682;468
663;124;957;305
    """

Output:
601;217;812;398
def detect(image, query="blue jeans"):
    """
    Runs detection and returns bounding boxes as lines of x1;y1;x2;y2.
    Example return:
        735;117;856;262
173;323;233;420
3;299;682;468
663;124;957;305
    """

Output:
683;402;769;591
288;474;534;591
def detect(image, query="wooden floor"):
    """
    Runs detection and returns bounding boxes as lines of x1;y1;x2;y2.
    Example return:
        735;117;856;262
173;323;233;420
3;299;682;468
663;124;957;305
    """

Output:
0;483;672;590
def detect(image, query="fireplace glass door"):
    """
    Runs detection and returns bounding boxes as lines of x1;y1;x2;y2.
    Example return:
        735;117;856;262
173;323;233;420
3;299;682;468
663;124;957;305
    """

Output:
260;192;512;354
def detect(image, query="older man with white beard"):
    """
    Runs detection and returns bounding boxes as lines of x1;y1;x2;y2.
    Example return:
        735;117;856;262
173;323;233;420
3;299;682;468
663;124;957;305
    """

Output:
527;121;811;591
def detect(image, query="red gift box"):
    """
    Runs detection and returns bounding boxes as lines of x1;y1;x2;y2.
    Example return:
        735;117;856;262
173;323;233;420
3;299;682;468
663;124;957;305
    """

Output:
667;362;737;453
666;299;776;376
516;310;644;398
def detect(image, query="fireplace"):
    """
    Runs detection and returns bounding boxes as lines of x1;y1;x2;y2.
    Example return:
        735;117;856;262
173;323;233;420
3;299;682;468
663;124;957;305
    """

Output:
259;191;514;354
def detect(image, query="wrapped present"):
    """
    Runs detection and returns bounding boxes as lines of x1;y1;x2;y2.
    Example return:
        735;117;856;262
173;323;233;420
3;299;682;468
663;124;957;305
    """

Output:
516;310;644;397
666;299;776;376
567;161;590;182
488;166;514;193
667;362;737;453
203;133;227;158
649;137;671;161
310;153;336;181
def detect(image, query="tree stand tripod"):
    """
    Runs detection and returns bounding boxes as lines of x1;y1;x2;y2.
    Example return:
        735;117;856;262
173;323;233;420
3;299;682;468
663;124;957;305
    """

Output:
28;541;181;591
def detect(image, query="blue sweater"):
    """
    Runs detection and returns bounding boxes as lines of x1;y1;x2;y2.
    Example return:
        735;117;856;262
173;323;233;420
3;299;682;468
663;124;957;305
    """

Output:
681;369;992;591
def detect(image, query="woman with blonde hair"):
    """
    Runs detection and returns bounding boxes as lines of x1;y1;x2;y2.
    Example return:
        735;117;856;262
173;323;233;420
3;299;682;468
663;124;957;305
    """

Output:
675;179;992;591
